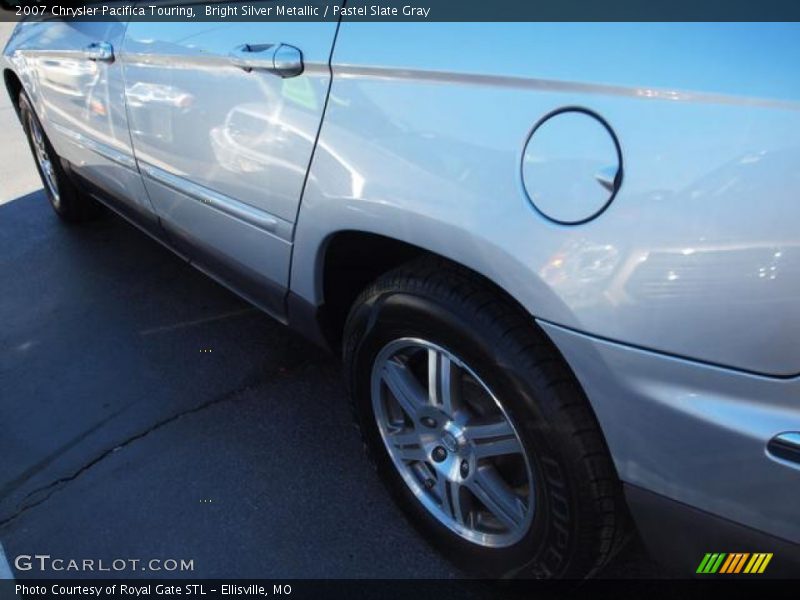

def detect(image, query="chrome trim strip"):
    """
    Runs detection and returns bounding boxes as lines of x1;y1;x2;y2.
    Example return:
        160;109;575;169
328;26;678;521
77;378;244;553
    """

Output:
335;65;800;112
139;163;282;236
123;51;328;76
15;49;86;60
51;123;138;171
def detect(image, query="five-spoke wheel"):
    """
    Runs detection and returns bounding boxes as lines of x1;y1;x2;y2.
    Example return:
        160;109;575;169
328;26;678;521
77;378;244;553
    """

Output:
27;108;61;208
18;91;102;222
372;338;534;547
345;258;628;578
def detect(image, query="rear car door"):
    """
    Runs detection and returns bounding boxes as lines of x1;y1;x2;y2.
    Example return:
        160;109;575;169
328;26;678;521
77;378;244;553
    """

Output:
14;3;156;226
123;1;339;318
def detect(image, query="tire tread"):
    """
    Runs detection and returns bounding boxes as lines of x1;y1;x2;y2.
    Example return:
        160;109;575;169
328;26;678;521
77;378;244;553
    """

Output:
343;256;630;578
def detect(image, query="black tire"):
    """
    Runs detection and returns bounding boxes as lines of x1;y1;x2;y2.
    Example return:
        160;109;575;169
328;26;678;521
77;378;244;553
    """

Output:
343;257;629;578
19;91;103;223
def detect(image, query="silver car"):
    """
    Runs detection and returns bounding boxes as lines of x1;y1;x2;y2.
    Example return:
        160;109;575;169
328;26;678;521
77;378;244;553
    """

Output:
4;16;800;578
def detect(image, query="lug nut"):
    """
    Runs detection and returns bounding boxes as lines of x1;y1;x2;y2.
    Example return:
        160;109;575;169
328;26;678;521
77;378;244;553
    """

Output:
460;459;469;478
431;446;447;463
420;416;438;428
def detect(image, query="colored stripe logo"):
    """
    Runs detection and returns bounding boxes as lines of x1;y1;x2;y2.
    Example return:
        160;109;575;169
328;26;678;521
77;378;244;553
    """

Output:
696;552;773;574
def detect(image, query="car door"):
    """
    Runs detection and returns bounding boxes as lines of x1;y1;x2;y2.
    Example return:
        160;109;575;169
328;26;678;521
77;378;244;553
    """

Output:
122;1;340;318
16;3;156;226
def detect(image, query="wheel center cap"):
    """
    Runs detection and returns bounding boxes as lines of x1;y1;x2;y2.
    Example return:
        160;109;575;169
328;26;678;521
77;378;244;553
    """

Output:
441;431;458;453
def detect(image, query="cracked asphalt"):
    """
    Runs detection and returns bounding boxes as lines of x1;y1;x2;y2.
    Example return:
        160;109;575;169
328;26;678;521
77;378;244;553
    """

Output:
0;186;466;578
0;22;661;580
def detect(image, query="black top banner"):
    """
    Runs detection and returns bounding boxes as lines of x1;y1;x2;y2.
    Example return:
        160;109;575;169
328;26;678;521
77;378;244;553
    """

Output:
2;0;800;22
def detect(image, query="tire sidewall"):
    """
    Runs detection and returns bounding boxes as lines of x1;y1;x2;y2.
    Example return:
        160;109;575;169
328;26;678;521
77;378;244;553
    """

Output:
346;288;581;578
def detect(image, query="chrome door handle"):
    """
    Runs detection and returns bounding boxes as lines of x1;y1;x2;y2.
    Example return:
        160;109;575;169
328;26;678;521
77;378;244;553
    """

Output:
84;42;114;62
229;43;303;78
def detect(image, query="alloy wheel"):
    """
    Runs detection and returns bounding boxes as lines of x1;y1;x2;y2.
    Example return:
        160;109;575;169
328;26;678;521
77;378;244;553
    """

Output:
28;111;60;207
370;338;535;547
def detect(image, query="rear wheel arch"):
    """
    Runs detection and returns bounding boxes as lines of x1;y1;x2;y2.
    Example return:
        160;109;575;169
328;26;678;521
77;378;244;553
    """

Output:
315;231;621;476
17;88;102;222
341;255;632;577
317;230;541;350
3;68;23;116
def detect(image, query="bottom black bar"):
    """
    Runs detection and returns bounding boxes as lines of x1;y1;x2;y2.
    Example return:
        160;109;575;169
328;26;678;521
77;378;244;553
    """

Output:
2;580;800;600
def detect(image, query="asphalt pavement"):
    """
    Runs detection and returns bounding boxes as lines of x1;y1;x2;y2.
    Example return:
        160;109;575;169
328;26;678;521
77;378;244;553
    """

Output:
0;21;661;580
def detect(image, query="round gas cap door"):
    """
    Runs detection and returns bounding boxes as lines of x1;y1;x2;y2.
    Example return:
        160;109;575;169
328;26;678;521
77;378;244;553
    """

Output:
522;109;622;224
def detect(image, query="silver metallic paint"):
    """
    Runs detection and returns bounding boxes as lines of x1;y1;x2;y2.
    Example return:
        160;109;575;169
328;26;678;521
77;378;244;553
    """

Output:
293;22;800;377
51;121;138;171
540;320;800;544
5;12;155;219
139;162;289;238
5;20;800;548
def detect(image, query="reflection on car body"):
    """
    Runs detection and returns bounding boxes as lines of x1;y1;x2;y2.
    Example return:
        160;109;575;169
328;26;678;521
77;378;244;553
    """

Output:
5;19;800;578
